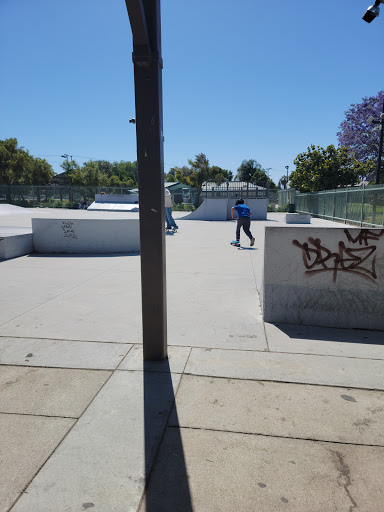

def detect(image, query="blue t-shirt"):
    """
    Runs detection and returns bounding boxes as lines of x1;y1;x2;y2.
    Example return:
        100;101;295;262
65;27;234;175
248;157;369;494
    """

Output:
234;204;250;218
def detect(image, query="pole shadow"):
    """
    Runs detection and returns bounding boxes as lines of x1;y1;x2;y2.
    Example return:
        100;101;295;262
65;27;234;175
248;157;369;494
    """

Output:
143;359;193;512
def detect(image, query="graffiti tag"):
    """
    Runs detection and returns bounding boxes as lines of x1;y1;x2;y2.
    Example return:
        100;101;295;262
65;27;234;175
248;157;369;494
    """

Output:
292;229;384;283
61;221;77;239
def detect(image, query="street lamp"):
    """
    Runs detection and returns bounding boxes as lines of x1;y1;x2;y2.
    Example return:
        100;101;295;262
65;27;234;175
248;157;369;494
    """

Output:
367;103;384;184
285;165;289;187
362;0;384;22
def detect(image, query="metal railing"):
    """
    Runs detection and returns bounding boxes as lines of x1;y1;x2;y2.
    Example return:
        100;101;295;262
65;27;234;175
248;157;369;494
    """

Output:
200;181;269;199
294;186;384;227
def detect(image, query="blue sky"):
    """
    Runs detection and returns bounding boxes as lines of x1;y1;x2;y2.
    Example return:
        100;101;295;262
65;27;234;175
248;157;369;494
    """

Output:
1;0;383;185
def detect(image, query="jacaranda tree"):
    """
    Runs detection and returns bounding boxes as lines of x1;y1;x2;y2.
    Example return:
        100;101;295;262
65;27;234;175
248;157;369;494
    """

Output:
337;90;384;180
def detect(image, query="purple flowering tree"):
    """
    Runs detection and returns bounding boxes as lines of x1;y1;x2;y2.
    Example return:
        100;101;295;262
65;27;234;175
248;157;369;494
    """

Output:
337;91;384;176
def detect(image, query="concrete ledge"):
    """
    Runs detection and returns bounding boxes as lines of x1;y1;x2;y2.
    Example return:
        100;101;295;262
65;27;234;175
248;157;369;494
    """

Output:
0;230;33;260
285;213;311;224
32;218;140;254
262;226;384;330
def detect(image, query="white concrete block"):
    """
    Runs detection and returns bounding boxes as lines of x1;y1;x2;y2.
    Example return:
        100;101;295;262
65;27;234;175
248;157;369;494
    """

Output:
0;231;32;260
32;218;140;253
285;213;311;224
262;226;384;330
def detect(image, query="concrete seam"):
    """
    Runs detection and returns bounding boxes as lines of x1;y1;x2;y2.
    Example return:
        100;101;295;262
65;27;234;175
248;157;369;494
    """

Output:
182;372;384;392
0;411;78;420
167;424;384;448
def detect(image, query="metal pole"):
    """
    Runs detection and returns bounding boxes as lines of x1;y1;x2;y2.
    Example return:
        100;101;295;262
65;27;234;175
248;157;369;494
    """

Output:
360;186;365;227
344;189;349;224
126;0;167;360
376;101;384;184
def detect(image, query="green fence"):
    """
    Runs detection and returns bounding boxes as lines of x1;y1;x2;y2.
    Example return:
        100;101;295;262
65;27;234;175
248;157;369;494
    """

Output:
0;185;138;208
277;189;295;209
294;186;384;227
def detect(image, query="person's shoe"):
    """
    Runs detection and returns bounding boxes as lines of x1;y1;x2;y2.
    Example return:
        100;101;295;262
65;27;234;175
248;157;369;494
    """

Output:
250;237;255;246
173;226;178;230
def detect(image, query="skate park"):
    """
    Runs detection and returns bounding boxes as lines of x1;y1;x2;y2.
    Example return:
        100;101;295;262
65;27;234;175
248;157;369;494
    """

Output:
1;201;384;511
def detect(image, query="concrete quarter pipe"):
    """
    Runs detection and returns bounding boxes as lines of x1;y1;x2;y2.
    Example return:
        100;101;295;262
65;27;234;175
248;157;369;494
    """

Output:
181;198;268;221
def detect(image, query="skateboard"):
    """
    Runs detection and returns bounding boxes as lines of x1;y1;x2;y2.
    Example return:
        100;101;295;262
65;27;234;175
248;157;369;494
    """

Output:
230;240;240;247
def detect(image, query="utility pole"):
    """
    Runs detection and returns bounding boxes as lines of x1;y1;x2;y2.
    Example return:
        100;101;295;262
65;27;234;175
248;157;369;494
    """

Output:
125;0;167;360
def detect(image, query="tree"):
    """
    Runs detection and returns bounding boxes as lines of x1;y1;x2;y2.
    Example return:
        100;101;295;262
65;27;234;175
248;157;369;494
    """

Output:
337;90;384;179
81;160;109;187
210;166;233;184
279;176;288;189
0;138;53;186
236;159;267;182
290;145;359;192
110;160;138;185
173;156;234;189
175;154;210;190
61;159;83;185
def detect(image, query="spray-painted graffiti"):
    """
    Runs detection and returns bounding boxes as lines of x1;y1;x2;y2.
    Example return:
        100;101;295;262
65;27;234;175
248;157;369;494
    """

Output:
61;221;77;239
292;229;384;283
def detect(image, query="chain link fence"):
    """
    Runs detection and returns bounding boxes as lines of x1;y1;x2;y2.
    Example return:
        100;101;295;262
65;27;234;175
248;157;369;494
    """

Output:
0;185;138;208
293;186;384;227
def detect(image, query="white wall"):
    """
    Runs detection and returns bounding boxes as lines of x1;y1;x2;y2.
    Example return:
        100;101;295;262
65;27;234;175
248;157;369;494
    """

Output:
262;226;384;330
32;218;140;254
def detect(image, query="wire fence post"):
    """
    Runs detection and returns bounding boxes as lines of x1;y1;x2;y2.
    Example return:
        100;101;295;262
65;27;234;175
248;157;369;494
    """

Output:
344;189;349;224
360;187;365;227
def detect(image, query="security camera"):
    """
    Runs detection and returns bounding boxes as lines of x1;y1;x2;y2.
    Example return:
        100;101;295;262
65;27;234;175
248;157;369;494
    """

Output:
129;118;136;124
363;1;381;22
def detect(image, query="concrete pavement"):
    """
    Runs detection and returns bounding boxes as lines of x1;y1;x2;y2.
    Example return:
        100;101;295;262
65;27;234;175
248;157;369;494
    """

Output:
1;209;384;511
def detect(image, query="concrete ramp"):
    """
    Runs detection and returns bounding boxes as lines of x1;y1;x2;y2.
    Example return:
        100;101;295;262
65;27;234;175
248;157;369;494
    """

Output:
182;198;268;221
88;194;139;212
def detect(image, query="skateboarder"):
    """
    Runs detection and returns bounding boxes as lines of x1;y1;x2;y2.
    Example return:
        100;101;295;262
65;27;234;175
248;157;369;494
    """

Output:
165;188;178;230
231;199;255;246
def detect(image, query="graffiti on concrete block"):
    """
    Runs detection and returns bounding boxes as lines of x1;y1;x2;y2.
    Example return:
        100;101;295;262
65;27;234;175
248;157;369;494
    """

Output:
292;229;384;283
61;221;77;239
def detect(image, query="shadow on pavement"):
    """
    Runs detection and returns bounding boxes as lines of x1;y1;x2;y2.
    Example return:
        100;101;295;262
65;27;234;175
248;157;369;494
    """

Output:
143;360;193;512
274;323;384;345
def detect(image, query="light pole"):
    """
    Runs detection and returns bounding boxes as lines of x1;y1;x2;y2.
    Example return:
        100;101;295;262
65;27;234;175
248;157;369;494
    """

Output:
61;154;73;166
285;165;289;187
362;0;384;22
125;0;167;360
